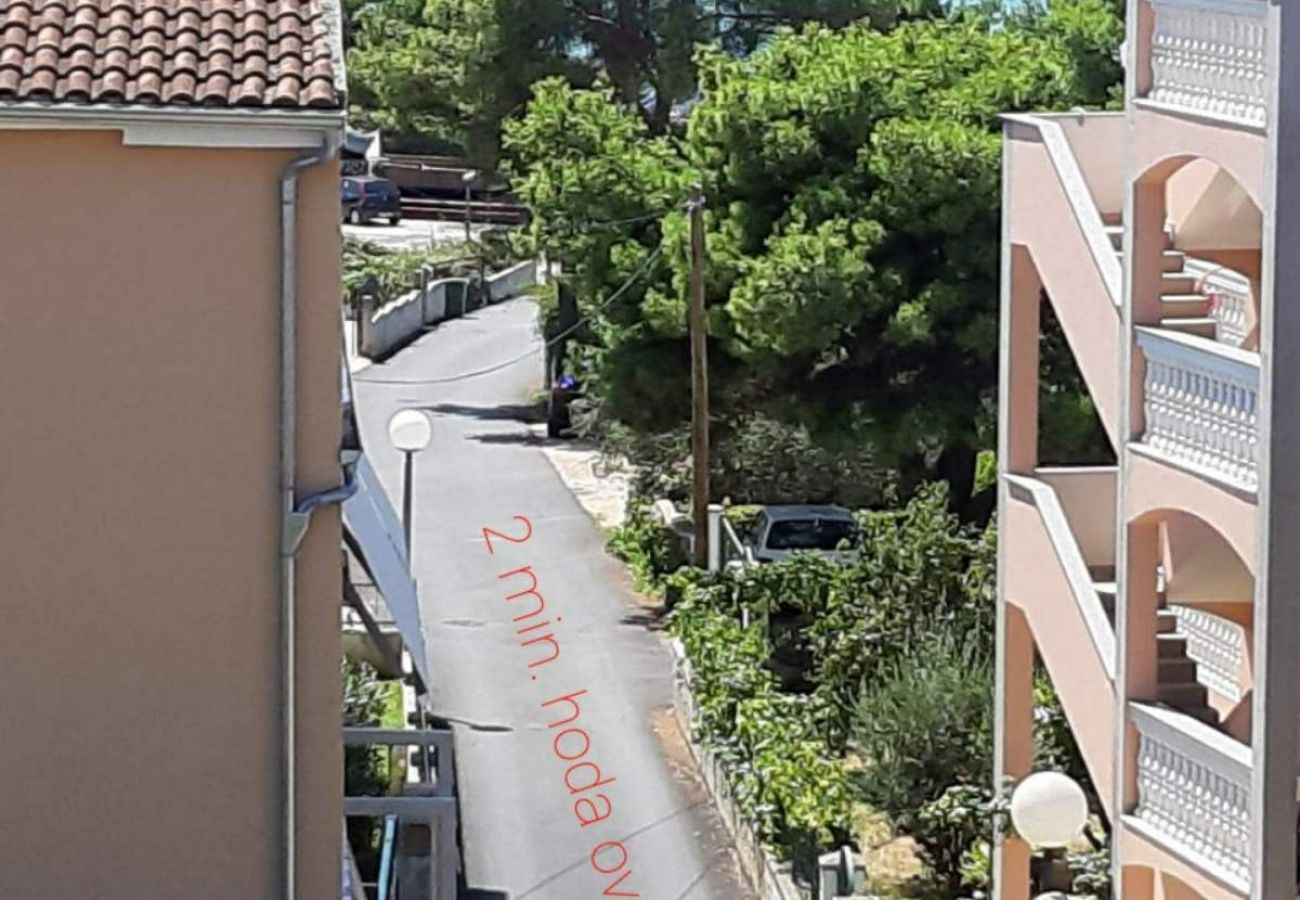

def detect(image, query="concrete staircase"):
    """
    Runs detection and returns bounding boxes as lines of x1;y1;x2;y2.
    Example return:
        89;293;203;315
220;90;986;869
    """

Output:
1104;221;1218;340
1091;568;1219;726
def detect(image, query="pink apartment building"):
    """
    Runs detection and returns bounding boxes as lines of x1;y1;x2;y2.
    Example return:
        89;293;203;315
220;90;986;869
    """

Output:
996;1;1300;899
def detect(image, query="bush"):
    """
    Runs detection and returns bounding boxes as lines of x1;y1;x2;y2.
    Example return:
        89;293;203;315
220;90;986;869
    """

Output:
605;503;688;594
851;629;993;824
343;658;402;878
343;238;481;306
343;658;391;798
670;578;853;879
806;484;995;746
595;414;897;510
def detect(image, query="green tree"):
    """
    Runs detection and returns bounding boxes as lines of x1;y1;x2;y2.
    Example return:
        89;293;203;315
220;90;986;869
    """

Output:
346;0;585;161
345;0;967;164
507;5;1123;512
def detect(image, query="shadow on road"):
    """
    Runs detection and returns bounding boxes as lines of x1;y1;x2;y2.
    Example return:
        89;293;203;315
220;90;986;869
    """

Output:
460;887;511;899
428;401;545;423
620;609;668;631
465;431;544;447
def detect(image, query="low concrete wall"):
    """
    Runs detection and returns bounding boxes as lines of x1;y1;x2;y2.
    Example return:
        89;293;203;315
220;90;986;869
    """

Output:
422;279;448;325
670;640;809;900
359;261;536;360
361;288;425;359
487;260;537;303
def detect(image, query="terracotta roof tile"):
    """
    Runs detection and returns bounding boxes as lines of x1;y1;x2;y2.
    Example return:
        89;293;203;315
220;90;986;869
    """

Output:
0;0;342;109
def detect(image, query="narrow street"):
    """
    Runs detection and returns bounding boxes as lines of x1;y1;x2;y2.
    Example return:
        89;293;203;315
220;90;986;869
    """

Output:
353;298;752;899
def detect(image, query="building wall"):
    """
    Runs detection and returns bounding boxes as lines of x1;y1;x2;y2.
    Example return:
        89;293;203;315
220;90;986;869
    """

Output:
0;129;342;898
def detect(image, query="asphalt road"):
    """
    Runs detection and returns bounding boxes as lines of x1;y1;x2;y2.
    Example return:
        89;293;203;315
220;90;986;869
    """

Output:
353;298;752;900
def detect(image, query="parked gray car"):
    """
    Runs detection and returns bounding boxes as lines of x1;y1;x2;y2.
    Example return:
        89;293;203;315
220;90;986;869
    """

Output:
745;505;861;563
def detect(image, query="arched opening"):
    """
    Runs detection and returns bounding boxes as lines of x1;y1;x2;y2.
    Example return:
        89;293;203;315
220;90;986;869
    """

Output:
1128;509;1253;741
1133;155;1264;351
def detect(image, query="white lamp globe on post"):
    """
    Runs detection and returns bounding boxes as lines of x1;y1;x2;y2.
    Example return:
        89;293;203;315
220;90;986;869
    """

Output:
1010;771;1089;896
389;408;433;454
388;409;433;560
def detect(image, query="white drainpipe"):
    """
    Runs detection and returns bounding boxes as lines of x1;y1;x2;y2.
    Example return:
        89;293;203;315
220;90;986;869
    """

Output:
278;133;347;900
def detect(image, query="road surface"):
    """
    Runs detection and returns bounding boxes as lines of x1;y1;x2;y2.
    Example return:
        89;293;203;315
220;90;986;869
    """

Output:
353;298;752;900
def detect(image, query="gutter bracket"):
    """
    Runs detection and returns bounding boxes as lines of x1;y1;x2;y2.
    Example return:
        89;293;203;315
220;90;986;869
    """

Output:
284;511;313;557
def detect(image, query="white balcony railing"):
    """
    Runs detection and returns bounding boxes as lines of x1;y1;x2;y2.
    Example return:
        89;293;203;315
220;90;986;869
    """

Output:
1186;259;1254;349
1148;0;1269;129
1169;605;1247;702
1136;327;1260;491
1130;702;1252;891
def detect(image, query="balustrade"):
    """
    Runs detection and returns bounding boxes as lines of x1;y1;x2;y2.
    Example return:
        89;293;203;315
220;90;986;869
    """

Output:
1169;605;1247;702
1136;327;1259;490
1131;703;1252;890
1148;0;1268;128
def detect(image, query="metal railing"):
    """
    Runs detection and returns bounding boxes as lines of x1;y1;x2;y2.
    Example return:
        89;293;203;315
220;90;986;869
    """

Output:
344;727;460;900
706;504;756;574
373;813;398;900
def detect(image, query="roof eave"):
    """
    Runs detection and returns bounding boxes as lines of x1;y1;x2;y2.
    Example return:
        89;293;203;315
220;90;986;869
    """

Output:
0;100;347;148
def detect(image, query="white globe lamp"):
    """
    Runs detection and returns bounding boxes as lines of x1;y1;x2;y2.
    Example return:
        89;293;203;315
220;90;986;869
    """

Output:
388;409;433;560
1010;771;1089;849
388;409;433;453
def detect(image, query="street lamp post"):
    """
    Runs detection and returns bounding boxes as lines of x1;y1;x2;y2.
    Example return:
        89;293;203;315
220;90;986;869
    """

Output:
388;409;433;559
462;169;479;245
1009;770;1089;896
387;407;435;782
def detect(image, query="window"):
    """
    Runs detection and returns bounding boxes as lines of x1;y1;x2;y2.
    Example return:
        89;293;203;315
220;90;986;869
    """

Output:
766;519;859;552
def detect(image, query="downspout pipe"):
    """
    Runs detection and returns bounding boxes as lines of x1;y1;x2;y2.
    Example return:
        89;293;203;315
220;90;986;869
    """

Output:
278;132;344;900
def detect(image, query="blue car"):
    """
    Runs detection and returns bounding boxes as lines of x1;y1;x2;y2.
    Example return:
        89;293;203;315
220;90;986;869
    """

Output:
342;176;402;226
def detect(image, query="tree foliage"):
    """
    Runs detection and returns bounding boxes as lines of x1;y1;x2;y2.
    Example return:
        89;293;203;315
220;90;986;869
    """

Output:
344;0;972;162
507;4;1123;510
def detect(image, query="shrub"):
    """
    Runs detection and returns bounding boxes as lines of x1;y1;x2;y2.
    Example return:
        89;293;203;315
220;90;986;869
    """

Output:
850;630;993;826
605;503;688;594
805;484;995;745
655;484;998;890
343;238;480;306
596;414;897;510
670;580;852;878
343;657;390;798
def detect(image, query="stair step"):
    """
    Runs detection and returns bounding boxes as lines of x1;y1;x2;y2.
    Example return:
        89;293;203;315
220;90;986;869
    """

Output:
1162;272;1199;294
1158;634;1188;657
1159;681;1209;708
1156;612;1177;634
1183;706;1221;726
1089;565;1116;582
1160;294;1211;317
1103;224;1173;251
1160;316;1217;338
1161;250;1187;272
1109;249;1188;273
1159;657;1198;681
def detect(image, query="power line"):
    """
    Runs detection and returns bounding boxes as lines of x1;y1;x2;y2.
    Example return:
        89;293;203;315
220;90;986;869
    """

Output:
356;243;665;386
532;208;673;234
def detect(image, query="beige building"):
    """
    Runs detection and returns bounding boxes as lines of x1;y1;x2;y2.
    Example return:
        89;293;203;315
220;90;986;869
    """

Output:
0;0;368;896
996;1;1300;899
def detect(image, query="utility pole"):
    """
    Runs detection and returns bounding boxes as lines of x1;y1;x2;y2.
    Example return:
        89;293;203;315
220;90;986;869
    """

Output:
689;186;710;567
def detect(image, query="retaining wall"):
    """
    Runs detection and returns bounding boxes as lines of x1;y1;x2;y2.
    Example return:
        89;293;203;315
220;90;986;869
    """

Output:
357;261;535;360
